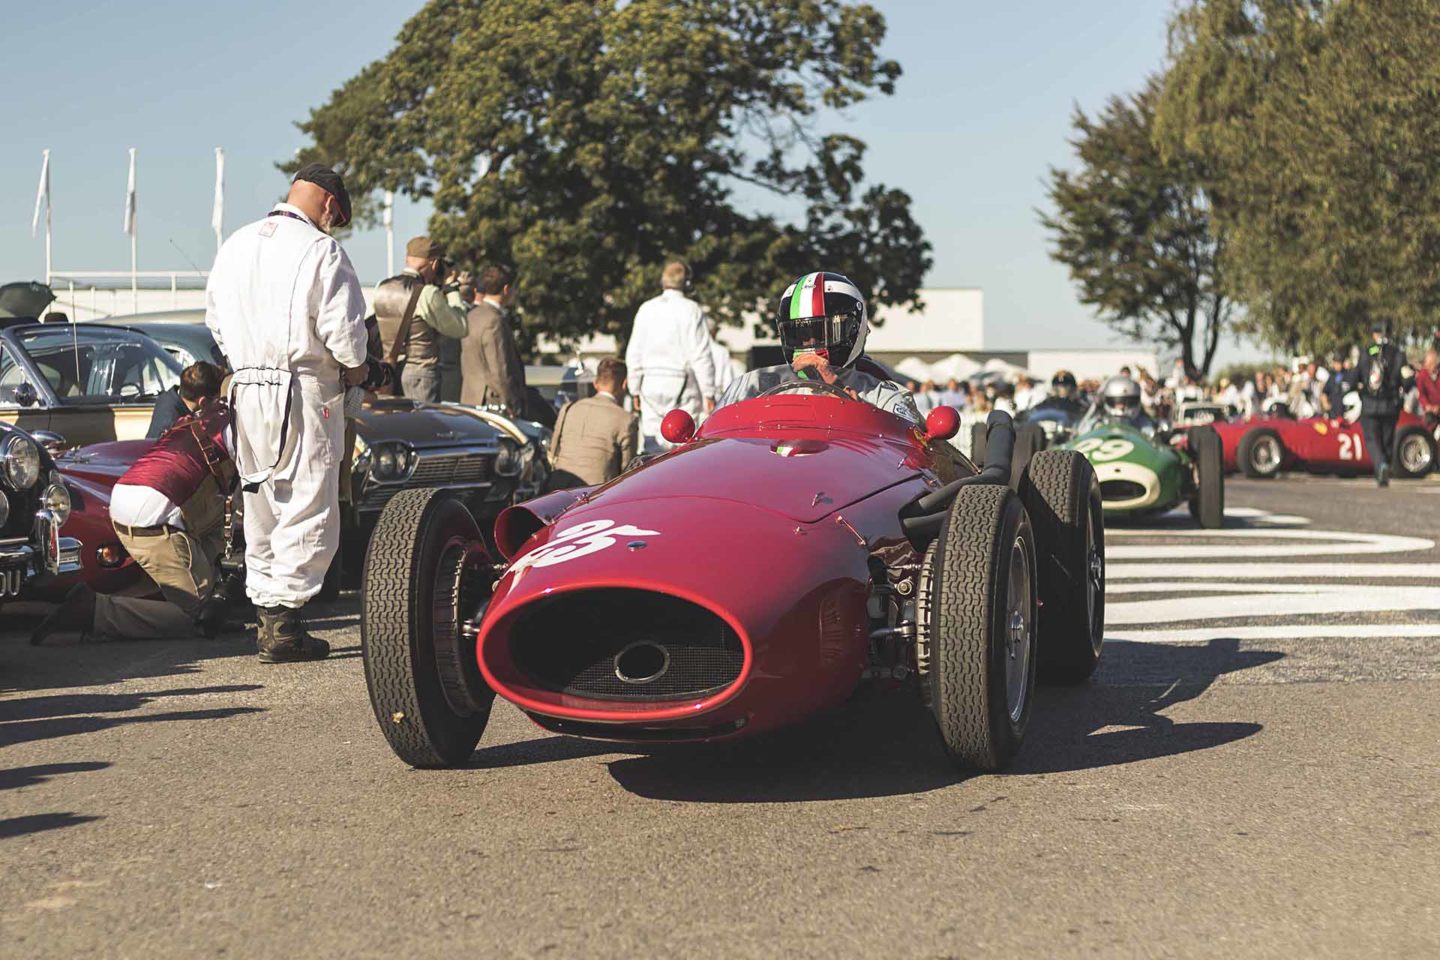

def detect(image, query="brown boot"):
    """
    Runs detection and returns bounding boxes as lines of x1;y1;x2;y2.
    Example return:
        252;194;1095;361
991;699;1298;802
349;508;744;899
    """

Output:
31;584;97;645
256;605;329;663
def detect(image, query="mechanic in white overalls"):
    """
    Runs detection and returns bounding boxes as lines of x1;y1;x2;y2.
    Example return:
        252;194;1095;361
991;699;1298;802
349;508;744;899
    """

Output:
205;164;370;662
625;261;717;452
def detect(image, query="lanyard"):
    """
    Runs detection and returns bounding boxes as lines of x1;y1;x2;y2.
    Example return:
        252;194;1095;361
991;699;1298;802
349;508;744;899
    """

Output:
268;209;312;226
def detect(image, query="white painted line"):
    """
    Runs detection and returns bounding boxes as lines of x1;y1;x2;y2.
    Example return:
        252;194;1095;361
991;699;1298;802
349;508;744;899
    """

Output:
1107;624;1440;643
1106;584;1440;624
1107;581;1440;596
1106;562;1440;580
1106;528;1433;559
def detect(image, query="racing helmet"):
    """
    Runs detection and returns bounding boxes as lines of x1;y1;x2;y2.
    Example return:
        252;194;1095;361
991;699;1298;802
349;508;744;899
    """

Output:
1051;369;1078;399
774;271;868;371
1101;376;1142;418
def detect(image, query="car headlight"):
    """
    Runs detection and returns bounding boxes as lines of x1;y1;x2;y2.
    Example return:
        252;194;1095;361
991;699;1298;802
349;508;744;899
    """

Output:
43;482;71;526
3;434;41;490
495;438;522;477
367;442;415;483
0;489;11;527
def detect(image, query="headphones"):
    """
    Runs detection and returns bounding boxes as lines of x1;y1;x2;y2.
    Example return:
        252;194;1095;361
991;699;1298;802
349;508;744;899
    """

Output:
663;259;693;292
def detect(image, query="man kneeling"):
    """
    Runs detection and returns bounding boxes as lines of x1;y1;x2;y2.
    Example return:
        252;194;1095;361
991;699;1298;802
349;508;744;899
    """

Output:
32;386;235;645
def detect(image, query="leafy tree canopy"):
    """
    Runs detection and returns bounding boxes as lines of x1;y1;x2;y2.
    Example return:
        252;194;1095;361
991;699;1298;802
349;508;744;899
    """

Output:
1042;77;1233;377
285;0;931;351
1158;0;1440;353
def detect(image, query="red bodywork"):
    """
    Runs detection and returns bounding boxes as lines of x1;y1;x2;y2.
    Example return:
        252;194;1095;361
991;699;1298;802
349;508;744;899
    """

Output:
41;440;153;600
1211;412;1429;474
477;395;957;743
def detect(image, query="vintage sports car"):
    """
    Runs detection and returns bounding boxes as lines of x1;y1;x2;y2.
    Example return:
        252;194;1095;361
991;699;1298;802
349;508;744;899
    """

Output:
361;384;1106;773
1214;411;1435;479
0;323;184;447
1061;412;1224;528
0;420;81;604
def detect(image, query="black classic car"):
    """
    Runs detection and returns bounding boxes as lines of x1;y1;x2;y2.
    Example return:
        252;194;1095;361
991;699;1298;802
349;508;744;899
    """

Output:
86;315;551;533
0;420;81;604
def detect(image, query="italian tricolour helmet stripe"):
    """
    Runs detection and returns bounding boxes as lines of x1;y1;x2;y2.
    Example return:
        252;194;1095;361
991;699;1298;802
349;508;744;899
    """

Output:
787;272;863;320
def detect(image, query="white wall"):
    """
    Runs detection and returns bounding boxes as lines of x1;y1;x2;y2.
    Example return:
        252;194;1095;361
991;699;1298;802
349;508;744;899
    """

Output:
1026;349;1159;382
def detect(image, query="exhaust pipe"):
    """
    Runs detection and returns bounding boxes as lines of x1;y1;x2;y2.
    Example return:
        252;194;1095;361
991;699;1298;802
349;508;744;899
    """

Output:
614;641;670;684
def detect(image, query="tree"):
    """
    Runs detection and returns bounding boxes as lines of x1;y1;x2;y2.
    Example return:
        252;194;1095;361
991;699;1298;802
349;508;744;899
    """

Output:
1042;77;1232;378
285;0;930;352
1158;0;1440;353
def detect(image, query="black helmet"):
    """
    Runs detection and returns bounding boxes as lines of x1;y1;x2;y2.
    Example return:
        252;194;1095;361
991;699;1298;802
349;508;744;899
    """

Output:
1051;369;1077;399
774;272;868;371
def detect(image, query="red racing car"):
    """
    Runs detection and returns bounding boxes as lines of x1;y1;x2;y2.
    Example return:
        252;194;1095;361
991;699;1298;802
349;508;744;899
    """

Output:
362;384;1106;774
1214;411;1435;479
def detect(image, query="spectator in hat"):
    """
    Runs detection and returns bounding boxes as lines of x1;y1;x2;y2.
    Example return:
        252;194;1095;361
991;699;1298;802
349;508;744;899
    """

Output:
374;236;470;402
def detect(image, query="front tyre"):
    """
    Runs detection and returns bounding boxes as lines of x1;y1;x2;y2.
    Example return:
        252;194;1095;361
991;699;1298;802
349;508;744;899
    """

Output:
1019;450;1105;684
362;488;496;768
922;484;1037;772
1189;426;1226;529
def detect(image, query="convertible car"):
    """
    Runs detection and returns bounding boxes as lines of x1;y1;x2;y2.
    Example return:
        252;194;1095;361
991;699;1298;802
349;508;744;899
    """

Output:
361;383;1107;774
1060;408;1224;528
1215;410;1435;479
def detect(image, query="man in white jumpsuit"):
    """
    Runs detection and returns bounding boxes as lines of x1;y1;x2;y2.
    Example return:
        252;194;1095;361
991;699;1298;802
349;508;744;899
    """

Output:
706;317;737;401
625;261;717;452
205;164;370;662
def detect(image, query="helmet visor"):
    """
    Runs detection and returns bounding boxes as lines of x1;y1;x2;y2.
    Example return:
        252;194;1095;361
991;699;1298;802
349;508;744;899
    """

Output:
779;310;861;362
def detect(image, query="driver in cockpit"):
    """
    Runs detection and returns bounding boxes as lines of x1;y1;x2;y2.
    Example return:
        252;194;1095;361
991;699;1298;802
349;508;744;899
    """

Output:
1082;375;1159;435
716;271;920;422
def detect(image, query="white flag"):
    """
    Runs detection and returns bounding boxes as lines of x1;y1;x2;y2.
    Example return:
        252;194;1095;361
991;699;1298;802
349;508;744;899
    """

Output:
122;148;137;237
382;189;394;227
212;147;225;247
31;150;50;239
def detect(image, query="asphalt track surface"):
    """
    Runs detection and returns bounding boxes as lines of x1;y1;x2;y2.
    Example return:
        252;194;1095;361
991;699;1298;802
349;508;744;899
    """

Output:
3;476;1438;959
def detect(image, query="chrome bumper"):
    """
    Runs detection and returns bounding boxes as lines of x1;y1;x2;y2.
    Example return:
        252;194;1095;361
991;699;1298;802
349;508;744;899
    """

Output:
3;509;83;578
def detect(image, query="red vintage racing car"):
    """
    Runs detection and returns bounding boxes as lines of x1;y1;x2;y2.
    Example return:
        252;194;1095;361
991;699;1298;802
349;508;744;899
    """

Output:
362;384;1106;773
1215;411;1435;479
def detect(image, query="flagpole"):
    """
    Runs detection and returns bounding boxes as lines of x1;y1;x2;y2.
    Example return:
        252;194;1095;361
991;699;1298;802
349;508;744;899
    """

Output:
212;147;225;255
384;190;395;277
125;147;138;313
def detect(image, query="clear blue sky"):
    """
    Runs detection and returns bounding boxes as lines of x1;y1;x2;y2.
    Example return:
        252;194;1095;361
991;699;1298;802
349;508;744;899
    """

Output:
0;1;1260;362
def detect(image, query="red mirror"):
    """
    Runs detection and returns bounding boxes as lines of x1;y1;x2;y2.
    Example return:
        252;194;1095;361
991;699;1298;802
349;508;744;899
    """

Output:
924;405;960;441
660;408;697;445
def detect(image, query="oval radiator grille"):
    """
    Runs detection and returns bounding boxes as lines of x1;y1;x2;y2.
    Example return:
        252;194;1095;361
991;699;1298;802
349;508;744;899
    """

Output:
509;589;744;701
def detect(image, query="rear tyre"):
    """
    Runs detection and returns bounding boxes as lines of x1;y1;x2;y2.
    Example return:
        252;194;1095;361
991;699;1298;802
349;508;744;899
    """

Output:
1189;426;1226;529
1237;427;1284;479
1010;422;1046;490
1393;426;1436;479
362;488;496;768
921;484;1037;771
1019;450;1104;685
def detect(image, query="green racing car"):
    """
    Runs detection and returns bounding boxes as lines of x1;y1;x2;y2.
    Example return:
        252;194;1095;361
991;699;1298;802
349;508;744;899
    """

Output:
1061;377;1224;528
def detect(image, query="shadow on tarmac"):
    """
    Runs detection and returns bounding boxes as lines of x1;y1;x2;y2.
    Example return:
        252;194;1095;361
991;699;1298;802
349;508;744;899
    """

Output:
466;636;1281;803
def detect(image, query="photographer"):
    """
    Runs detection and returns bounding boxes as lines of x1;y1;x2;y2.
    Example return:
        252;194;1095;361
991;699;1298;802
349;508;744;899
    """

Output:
375;236;469;402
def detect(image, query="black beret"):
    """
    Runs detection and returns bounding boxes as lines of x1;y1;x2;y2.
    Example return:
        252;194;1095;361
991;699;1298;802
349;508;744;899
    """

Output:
292;163;352;227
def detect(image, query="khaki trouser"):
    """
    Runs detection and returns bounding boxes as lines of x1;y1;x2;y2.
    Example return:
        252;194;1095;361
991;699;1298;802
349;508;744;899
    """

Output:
91;478;225;641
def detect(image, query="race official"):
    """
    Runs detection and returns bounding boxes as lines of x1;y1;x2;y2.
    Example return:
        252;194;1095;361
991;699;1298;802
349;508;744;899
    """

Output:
625;261;716;452
375;236;469;402
205;163;370;662
547;358;638;489
459;264;527;416
31;399;234;645
1355;319;1406;487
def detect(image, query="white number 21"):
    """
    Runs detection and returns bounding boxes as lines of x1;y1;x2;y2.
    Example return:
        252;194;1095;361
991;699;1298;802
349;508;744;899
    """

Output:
1338;434;1363;461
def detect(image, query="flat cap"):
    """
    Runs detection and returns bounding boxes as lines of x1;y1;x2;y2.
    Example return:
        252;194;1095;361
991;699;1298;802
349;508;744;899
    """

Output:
291;163;352;227
406;236;446;260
